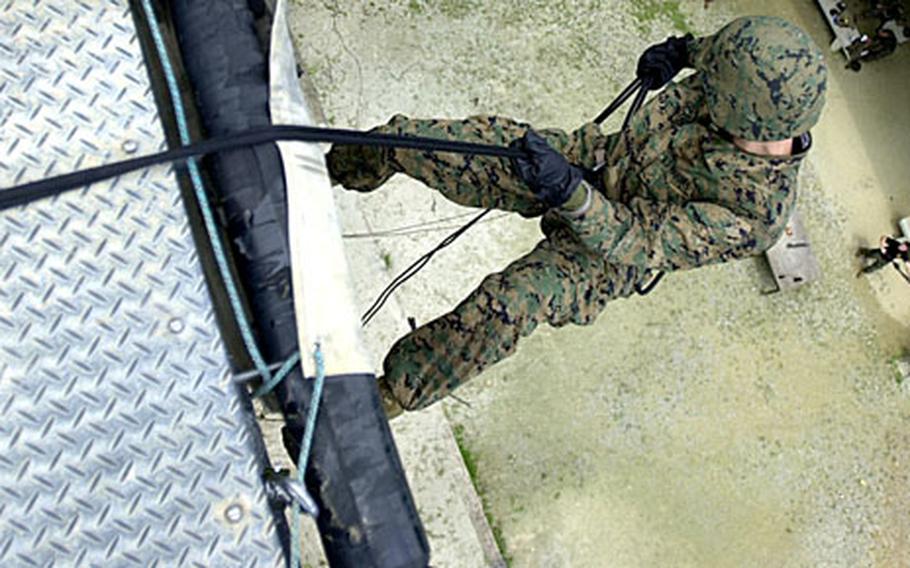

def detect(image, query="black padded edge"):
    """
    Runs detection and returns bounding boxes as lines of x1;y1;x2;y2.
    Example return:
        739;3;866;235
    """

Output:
164;1;430;566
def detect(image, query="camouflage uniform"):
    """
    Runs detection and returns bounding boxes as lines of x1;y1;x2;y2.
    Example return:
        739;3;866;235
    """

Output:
326;16;827;413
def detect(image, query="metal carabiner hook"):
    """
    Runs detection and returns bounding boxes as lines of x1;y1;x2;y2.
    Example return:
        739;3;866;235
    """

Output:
264;467;320;517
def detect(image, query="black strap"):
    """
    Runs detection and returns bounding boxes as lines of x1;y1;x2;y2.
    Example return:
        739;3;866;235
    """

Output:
593;78;643;125
361;208;493;327
0;124;524;212
635;270;665;295
593;79;667;296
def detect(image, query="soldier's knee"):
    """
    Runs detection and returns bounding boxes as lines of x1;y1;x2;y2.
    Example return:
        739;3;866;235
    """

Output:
325;141;397;192
380;346;431;410
379;373;432;416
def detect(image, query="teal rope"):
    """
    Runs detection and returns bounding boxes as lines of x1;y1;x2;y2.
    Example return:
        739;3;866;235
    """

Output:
291;343;327;568
253;351;302;398
141;6;326;565
139;0;273;385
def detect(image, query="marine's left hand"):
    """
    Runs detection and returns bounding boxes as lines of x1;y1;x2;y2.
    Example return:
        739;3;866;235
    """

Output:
510;130;583;209
637;34;693;90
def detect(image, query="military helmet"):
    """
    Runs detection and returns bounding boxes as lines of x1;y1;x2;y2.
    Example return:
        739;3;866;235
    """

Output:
693;16;827;141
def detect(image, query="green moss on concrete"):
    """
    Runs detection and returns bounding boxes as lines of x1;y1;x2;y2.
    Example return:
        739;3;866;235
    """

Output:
628;0;692;33
406;0;424;15
452;424;512;566
406;0;479;19
452;424;477;478
892;351;909;385
436;0;480;19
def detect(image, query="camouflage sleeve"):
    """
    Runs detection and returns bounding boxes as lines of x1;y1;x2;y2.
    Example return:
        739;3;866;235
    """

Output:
539;122;608;170
559;190;767;271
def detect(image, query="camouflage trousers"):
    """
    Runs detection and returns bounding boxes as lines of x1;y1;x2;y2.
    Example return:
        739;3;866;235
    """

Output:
327;115;642;412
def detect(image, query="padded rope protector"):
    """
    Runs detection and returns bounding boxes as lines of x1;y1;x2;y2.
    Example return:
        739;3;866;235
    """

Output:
167;1;430;566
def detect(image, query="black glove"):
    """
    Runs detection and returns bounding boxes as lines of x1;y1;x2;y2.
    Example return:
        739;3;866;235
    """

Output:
636;34;692;90
510;131;583;209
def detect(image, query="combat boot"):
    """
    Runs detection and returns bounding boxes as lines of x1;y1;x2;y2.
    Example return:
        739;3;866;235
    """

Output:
376;376;404;420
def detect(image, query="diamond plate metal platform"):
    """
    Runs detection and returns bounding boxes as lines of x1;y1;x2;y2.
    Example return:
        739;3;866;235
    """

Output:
0;1;286;566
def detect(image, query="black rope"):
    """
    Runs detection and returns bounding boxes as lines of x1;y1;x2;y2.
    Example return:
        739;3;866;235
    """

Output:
635;270;665;295
594;80;666;296
342;211;509;239
622;86;649;131
0;124;523;212
361;208;493;327
894;263;910;285
594;78;643;125
0;122;521;326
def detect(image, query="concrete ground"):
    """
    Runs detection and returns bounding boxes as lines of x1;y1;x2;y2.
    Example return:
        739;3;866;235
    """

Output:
287;0;910;566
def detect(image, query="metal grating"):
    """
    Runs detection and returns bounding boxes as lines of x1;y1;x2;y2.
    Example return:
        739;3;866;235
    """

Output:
0;1;286;565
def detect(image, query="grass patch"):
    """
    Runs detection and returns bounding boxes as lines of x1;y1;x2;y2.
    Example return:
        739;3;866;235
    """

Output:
437;0;479;19
301;60;322;78
891;351;909;385
407;0;425;15
407;0;479;19
452;423;513;566
628;0;692;34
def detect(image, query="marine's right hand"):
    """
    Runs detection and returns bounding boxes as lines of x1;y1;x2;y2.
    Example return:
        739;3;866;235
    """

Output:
509;130;583;209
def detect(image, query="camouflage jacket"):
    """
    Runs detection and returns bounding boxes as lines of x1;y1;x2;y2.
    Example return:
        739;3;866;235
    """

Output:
554;64;810;274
